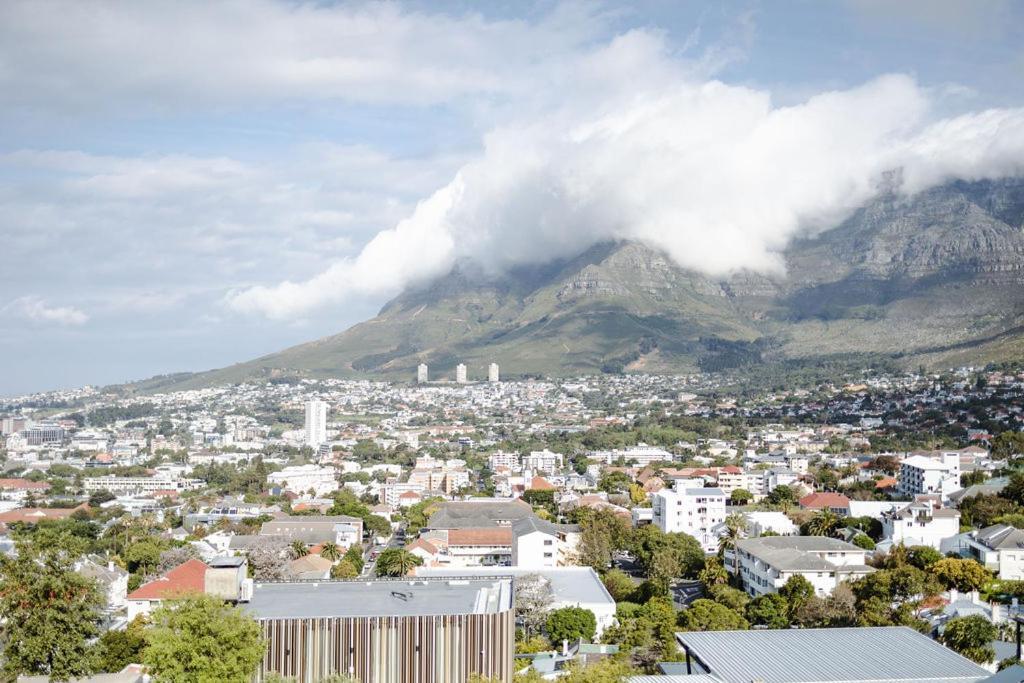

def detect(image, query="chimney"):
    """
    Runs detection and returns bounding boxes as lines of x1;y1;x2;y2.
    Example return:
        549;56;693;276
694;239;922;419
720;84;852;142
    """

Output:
971;590;980;603
993;601;1001;623
949;588;958;603
107;561;115;572
562;639;569;656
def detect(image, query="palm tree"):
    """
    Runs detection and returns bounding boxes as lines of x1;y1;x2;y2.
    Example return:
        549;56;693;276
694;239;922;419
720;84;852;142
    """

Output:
375;549;423;577
320;542;341;562
290;540;309;558
718;512;747;583
807;509;839;537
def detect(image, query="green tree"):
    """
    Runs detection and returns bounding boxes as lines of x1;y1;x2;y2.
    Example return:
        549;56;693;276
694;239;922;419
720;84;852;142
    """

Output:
343;546;365;573
931;558;991;592
290;540;309;558
374;548;423;577
708;584;749;612
729;489;753;506
677;599;749;631
766;485;796;506
906;545;943;570
93;618;147;672
320;542;341;562
698;556;729;590
746;593;790;629
631;525;704;588
940;615;999;664
0;535;103;680
330;560;359;579
1002;472;1024;505
545;607;597;644
805;509;840;537
598;471;634;494
143;595;266;683
575;507;630;572
992;431;1024;460
717;512;746;578
779;575;815;617
851;533;875;550
601;568;637;602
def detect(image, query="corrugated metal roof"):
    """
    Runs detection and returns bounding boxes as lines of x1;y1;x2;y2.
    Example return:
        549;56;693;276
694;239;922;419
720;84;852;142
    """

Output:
627;676;722;683
676;627;989;683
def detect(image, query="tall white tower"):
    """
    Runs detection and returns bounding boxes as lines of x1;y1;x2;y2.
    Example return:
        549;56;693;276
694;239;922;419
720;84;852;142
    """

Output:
488;363;500;383
456;363;467;384
417;363;429;383
304;399;328;448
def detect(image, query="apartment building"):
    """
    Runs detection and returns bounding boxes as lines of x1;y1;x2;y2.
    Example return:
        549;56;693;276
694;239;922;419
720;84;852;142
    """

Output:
651;484;726;553
881;499;961;550
511;517;581;569
521;449;564;474
735;536;874;597
267;464;339;497
83;474;203;495
898;453;961;499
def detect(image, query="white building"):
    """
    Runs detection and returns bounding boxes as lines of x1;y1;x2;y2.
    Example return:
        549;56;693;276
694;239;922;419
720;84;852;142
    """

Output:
742;511;799;537
488;452;520;471
83;474;203;495
267;464;339;497
898;454;960;499
735;536;874;598
304;400;328;448
950;524;1024;580
488;363;500;383
593;443;673;466
881;500;960;550
380;481;426;507
651;484;726;553
522;449;563;474
456;363;467;384
417;363;429;383
511;517;581;569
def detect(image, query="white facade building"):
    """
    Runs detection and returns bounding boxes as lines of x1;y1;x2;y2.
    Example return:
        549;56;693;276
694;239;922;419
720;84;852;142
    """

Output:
488;452;520;471
417;364;429;383
456;364;467;384
898;454;960;499
651;484;727;553
735;536;873;597
522;449;563;474
951;524;1024;580
380;481;426;507
267;464;339;497
511;517;581;569
593;443;674;466
488;363;500;383
881;500;961;550
304;400;328;448
83;475;203;495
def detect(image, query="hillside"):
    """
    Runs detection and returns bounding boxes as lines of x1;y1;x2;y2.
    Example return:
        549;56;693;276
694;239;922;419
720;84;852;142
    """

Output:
143;178;1024;390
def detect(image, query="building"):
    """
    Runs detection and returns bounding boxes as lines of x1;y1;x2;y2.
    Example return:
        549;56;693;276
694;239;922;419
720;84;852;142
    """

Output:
424;498;534;530
953;524;1024;580
380;481;426;507
304;400;328;448
260;515;363;549
651;485;726;553
898;453;961;499
488;363;500;383
511;517;581;568
417;566;617;637
488;452;520;471
734;536;874;597
674;626;988;683
419;527;514;567
267;464;338;497
127;559;209;620
521;449;563;474
881;499;961;550
456;363;467;383
77;557;129;613
82;474;203;495
23;424;65;446
246;577;514;683
417;363;429;383
798;492;851;515
592;444;673;466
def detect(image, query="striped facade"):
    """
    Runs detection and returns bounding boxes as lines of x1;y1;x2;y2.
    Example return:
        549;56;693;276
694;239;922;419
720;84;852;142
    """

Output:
257;610;514;683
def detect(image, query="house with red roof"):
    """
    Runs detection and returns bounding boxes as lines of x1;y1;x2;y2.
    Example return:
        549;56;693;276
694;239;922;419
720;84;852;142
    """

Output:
126;558;208;620
798;492;851;515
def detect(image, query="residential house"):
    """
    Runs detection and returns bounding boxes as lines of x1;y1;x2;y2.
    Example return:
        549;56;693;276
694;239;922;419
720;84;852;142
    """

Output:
511;517;581;569
734;536;874;597
881;500;961;550
126;559;209;620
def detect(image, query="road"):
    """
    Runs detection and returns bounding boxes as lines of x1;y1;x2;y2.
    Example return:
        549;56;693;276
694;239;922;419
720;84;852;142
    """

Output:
361;526;405;577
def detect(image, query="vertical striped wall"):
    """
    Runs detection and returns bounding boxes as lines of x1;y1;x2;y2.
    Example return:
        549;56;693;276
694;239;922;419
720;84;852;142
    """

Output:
256;610;514;683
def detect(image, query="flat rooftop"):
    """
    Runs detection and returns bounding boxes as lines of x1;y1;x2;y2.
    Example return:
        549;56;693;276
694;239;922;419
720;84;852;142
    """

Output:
415;566;615;607
677;626;989;683
244;577;513;620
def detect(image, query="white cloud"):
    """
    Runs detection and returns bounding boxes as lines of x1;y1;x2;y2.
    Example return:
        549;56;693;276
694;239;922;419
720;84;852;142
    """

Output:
6;296;89;326
227;63;1024;319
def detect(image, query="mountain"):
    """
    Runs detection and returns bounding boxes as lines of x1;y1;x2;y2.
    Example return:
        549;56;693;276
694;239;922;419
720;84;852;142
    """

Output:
150;178;1024;390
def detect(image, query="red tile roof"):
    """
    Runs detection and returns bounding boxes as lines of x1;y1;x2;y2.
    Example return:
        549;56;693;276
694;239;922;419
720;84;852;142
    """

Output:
529;477;555;491
127;559;208;601
447;528;513;547
0;479;50;490
798;492;851;510
0;506;84;524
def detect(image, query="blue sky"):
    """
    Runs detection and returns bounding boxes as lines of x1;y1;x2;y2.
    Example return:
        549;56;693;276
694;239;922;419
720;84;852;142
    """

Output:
1;0;1023;396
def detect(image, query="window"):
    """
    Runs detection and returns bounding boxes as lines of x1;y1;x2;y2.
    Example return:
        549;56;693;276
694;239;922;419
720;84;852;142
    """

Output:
543;552;553;558
543;540;553;546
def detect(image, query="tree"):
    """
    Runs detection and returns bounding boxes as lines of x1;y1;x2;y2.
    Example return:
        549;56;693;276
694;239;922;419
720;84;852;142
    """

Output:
992;431;1024;460
601;568;637;602
779;575;815;617
516;574;554;638
805;509;840;537
906;545;943;570
730;489;753;506
157;545;201;575
290;540;308;558
144;595;265;683
343;546;364;573
851;533;876;550
630;525;704;588
93;618;147;672
545;607;597;644
708;584;749;612
247;536;291;581
717;512;746;578
598;471;633;494
363;514;392;539
0;535;104;680
698;556;729;590
940;615;998;664
374;548;422;577
746;593;790;629
576;507;630;572
125;538;164;575
1002;472;1024;505
330;559;358;579
677;598;749;631
766;485;796;506
931;558;991;592
320;542;342;562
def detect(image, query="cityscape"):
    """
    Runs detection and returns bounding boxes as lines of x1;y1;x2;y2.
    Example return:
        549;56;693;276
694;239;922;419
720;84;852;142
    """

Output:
4;2;1024;683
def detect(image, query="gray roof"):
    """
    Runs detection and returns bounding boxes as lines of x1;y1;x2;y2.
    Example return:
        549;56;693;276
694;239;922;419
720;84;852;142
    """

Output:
427;499;534;529
628;677;722;683
975;524;1024;550
983;663;1024;683
511;516;580;538
676;627;988;683
949;482;1007;504
244;577;513;619
736;536;868;572
416;566;615;607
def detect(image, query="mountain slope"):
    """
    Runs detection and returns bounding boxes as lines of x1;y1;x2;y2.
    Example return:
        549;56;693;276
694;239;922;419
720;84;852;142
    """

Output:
157;178;1024;389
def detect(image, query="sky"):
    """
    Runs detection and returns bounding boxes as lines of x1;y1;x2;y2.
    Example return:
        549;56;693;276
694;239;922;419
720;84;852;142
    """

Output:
2;0;1024;396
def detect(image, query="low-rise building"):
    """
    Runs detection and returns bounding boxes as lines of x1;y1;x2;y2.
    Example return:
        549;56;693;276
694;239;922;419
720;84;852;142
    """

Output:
881;500;961;550
734;536;874;597
651;485;726;553
898;453;961;500
511;517;581;569
267;465;339;497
